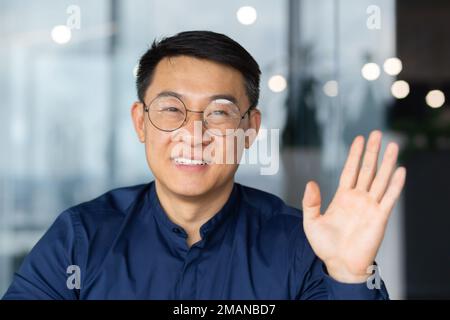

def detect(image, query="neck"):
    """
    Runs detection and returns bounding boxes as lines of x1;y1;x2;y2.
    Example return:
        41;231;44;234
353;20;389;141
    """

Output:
154;180;234;247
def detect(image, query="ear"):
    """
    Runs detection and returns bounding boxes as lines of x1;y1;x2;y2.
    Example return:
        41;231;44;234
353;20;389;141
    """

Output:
131;101;146;143
245;107;261;149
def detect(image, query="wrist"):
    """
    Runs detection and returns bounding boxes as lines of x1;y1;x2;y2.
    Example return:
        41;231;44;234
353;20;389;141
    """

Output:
324;261;370;284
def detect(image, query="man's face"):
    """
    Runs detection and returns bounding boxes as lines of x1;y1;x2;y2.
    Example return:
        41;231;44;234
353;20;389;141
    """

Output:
131;56;261;198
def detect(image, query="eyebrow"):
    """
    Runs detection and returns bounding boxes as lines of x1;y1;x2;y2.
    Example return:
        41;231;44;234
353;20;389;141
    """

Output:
155;90;239;105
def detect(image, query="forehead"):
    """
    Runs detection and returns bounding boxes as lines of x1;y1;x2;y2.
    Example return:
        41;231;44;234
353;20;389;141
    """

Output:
146;56;247;103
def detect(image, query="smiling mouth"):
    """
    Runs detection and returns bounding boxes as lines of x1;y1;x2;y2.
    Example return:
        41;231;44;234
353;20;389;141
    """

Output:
172;157;210;166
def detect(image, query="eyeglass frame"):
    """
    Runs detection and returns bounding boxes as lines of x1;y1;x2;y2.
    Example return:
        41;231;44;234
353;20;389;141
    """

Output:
142;95;254;133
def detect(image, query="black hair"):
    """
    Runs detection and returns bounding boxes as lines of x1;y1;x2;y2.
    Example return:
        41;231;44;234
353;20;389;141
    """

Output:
136;30;261;108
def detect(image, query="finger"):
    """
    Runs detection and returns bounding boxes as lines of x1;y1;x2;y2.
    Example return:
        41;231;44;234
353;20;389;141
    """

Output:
338;136;365;189
356;130;382;191
369;142;399;202
302;181;322;221
380;167;406;215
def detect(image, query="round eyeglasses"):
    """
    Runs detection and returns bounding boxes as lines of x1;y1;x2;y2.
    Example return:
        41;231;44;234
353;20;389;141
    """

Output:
143;95;252;136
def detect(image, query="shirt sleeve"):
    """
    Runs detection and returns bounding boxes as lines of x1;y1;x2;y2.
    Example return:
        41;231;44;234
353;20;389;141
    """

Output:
2;210;80;300
294;231;389;300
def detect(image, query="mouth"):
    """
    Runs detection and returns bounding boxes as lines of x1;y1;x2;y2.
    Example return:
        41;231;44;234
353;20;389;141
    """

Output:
172;157;210;166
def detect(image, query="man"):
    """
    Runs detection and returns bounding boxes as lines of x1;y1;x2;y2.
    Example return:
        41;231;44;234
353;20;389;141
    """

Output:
3;31;405;299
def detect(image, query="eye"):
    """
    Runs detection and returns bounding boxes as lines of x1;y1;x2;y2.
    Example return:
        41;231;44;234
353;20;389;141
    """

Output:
211;110;228;116
162;106;182;113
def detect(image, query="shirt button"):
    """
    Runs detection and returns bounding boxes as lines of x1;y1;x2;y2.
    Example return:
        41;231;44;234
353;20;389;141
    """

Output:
172;227;181;234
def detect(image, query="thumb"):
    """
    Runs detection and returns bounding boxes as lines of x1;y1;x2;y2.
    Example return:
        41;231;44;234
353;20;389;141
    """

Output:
302;181;322;221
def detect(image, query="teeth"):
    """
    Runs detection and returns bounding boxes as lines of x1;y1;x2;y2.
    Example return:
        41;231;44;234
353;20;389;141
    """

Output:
173;157;208;165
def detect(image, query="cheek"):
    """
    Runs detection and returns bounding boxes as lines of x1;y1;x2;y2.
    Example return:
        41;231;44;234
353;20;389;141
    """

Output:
211;135;246;165
144;130;172;165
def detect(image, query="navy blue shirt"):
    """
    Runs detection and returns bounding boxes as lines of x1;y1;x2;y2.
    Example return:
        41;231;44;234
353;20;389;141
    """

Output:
3;181;388;300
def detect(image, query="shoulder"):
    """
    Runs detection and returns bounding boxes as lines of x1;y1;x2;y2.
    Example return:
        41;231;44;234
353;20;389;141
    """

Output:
57;183;151;243
235;184;313;279
236;183;306;240
237;183;303;221
65;183;149;222
70;183;150;216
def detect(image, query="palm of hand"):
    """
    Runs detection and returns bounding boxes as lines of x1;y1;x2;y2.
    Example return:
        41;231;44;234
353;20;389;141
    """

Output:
302;131;406;282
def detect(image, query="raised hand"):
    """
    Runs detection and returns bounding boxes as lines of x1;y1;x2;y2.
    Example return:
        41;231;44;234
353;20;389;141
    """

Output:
302;130;406;283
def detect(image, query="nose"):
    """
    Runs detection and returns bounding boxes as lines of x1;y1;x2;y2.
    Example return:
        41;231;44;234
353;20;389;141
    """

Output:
172;110;210;147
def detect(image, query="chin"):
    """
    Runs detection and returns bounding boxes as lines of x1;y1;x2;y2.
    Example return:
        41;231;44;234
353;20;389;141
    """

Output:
152;160;236;198
166;178;214;198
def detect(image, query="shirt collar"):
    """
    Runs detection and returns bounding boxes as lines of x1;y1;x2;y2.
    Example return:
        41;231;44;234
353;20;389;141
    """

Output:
147;181;240;243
